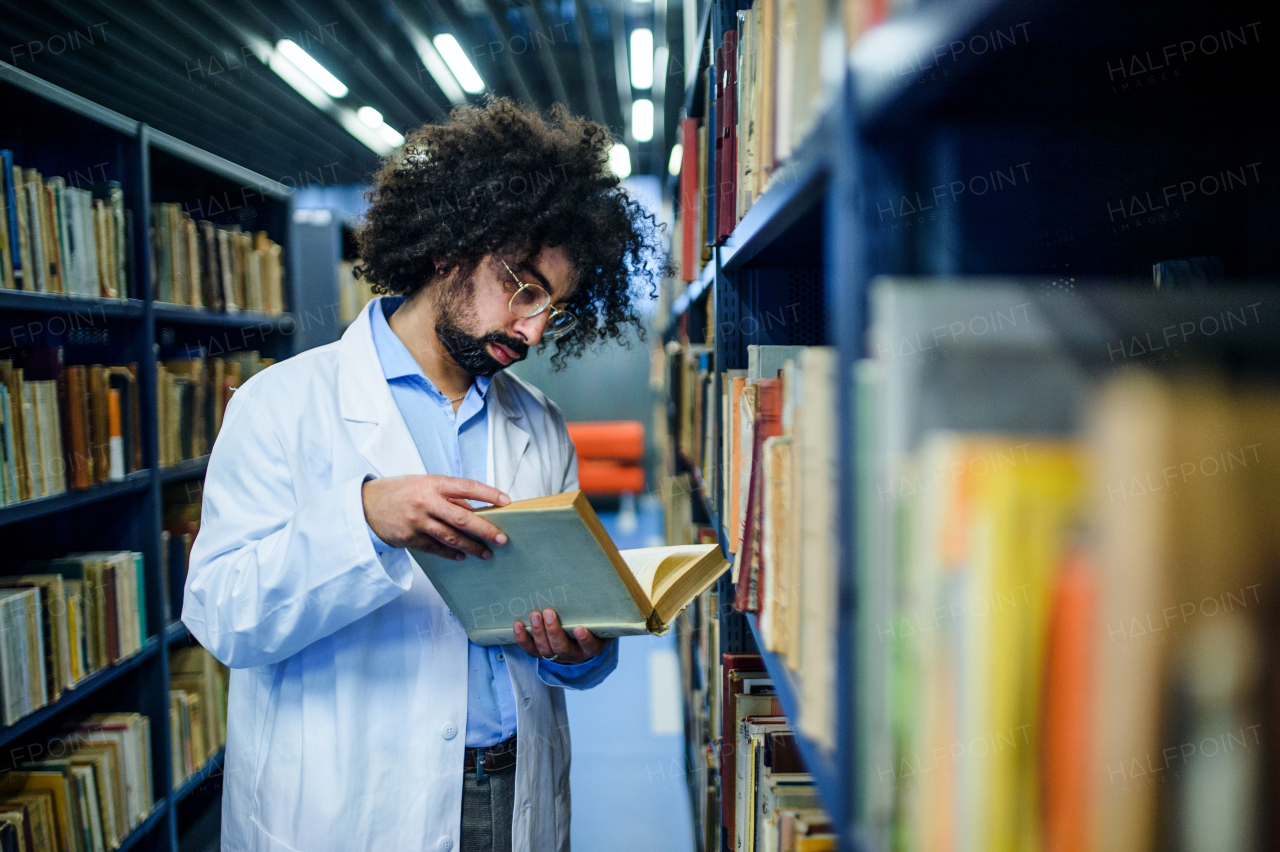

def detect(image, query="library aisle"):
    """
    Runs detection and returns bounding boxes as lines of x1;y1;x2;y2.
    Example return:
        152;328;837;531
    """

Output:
565;500;695;852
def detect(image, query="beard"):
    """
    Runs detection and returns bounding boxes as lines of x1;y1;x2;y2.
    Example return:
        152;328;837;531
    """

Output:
434;275;529;378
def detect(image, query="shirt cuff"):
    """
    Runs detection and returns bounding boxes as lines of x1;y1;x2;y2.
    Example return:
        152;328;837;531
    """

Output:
361;475;398;555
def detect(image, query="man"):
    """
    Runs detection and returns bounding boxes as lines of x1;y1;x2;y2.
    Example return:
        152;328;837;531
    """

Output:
182;99;665;852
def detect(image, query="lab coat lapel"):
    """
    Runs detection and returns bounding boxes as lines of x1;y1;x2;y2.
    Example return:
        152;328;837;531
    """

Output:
489;375;531;497
337;299;427;478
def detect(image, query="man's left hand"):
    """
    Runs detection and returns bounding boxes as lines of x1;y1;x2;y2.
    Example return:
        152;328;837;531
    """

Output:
513;609;608;664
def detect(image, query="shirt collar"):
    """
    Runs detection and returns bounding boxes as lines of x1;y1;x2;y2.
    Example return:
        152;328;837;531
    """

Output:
370;296;493;399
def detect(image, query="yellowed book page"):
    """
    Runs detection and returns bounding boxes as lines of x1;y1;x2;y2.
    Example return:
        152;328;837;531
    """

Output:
734;383;759;562
761;435;792;652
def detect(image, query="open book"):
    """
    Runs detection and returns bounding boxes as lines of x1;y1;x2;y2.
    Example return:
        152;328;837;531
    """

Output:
410;490;729;645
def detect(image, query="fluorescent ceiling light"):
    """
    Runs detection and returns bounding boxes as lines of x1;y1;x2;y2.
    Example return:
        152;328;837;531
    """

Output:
276;39;348;98
377;124;406;147
609;143;632;179
268;50;334;110
434;34;486;94
357;106;384;128
630;29;654;89
336;108;394;155
668;143;683;176
631;98;654;142
403;25;467;104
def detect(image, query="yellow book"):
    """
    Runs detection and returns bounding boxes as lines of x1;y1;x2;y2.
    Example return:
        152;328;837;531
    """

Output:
0;774;75;852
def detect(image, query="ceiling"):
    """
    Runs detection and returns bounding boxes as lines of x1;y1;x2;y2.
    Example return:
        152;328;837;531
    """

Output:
2;0;687;184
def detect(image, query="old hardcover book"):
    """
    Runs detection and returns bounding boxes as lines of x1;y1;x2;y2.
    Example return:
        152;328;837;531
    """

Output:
87;365;110;484
104;366;140;473
0;804;36;852
0;773;76;852
411;490;729;645
3;790;57;852
60;366;92;489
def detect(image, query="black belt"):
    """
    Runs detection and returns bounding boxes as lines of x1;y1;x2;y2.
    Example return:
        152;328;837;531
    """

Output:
464;734;517;780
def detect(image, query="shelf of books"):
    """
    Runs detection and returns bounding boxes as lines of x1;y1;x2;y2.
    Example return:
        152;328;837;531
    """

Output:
660;1;1277;852
1;60;284;850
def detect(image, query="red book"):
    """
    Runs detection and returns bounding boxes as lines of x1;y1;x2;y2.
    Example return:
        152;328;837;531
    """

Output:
716;31;739;241
713;40;727;244
719;653;768;834
679;118;700;282
735;378;783;613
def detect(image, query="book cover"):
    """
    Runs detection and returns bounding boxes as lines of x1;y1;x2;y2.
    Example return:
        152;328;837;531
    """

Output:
411;490;728;645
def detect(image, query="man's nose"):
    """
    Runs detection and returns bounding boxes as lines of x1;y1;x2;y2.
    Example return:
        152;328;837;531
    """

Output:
512;312;549;345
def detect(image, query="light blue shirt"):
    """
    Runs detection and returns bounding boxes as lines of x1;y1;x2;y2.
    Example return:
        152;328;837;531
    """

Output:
366;296;615;746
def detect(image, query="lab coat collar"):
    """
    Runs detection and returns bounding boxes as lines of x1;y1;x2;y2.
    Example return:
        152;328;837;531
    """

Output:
339;298;530;492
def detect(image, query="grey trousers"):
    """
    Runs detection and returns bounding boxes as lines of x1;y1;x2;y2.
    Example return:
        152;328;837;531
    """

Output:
460;765;516;852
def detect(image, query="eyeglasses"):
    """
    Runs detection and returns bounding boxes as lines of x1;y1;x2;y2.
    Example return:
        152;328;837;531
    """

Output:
500;259;578;340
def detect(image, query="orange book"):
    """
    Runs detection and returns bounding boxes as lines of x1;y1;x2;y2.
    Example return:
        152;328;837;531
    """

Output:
1042;550;1097;852
107;388;125;480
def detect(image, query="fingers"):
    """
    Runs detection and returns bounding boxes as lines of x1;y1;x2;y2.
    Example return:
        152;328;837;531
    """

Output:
429;495;509;548
527;610;556;658
409;534;466;562
572;626;605;659
513;620;538;656
440;476;511;508
541;610;575;658
420;517;493;559
525;610;603;663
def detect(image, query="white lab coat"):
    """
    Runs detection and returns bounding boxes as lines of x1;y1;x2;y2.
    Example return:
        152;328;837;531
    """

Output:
182;298;587;852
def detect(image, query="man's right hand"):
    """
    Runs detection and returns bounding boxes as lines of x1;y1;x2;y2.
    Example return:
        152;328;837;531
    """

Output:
362;475;511;561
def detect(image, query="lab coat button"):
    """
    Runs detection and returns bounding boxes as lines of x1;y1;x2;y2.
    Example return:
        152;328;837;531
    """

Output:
441;723;458;740
438;839;454;852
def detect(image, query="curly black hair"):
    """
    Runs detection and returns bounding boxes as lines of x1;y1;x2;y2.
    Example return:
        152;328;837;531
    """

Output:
354;97;667;369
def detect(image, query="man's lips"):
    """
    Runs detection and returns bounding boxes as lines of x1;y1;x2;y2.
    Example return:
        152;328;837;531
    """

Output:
489;342;519;365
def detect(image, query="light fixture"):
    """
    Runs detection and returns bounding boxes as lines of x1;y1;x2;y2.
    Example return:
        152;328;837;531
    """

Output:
630;29;654;89
631;99;654;142
433;34;486;94
609;143;632;179
335;110;394;154
398;18;467;105
268;50;333;110
654;45;668;88
376;124;406;147
275;39;348;98
267;41;394;155
668;143;683;176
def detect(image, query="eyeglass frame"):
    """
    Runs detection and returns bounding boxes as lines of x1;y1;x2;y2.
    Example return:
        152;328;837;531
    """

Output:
499;259;578;340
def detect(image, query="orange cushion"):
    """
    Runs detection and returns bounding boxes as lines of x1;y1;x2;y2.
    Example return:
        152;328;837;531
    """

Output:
577;459;646;495
566;421;645;462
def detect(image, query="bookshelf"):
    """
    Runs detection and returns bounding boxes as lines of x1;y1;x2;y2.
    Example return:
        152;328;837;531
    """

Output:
661;1;1277;851
290;209;359;352
1;59;297;851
